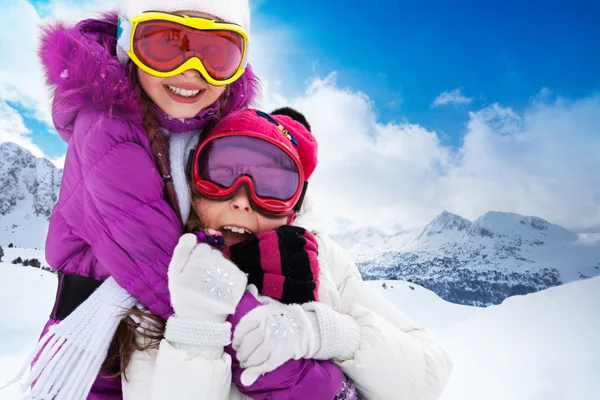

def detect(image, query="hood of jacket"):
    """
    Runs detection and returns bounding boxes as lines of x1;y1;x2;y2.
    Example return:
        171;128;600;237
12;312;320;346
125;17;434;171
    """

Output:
39;11;258;142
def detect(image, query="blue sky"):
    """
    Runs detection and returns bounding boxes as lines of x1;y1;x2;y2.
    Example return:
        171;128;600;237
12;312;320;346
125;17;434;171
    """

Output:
16;0;600;154
2;0;600;231
256;0;600;143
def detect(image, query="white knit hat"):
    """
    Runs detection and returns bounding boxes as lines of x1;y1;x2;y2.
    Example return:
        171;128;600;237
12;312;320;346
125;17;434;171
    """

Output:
118;0;250;30
117;0;251;64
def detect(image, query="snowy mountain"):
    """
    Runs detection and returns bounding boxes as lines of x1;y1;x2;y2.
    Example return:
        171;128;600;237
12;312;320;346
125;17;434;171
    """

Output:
0;142;62;249
2;143;599;308
2;257;599;399
417;210;471;239
334;211;600;306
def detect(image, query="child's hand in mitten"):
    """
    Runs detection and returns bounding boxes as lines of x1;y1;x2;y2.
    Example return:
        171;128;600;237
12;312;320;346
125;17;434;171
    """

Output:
165;234;249;354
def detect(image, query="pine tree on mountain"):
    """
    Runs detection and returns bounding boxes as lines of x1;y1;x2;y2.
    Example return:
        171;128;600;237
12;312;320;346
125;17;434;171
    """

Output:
12;257;23;264
0;246;3;262
8;243;14;248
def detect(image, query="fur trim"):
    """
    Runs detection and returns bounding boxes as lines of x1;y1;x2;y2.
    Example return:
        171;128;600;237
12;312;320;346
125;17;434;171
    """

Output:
39;13;141;142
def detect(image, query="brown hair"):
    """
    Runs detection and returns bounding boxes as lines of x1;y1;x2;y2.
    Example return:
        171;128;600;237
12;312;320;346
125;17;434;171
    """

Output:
128;65;183;223
101;67;227;379
184;184;208;234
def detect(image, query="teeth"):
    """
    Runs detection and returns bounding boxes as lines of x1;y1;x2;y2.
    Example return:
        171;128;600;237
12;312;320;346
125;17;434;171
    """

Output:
167;85;200;97
223;226;252;234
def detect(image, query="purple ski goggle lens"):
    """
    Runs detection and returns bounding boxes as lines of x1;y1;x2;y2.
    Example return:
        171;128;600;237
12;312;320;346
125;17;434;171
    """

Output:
196;135;300;201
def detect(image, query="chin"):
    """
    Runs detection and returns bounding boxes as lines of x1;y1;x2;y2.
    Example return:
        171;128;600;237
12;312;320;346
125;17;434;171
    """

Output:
164;104;205;119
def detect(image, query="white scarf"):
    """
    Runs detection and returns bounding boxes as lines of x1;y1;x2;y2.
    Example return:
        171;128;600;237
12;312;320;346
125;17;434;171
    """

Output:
2;278;136;399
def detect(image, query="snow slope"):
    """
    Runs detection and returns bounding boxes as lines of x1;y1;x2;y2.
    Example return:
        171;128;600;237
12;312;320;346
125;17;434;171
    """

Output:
1;257;598;399
438;276;600;400
0;249;56;399
365;280;479;329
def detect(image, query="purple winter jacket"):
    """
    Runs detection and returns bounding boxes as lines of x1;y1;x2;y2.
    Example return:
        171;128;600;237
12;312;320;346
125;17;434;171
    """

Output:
38;12;257;399
40;12;256;318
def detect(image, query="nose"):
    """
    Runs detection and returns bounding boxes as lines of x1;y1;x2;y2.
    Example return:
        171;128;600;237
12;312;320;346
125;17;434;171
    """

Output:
181;68;201;80
229;188;252;214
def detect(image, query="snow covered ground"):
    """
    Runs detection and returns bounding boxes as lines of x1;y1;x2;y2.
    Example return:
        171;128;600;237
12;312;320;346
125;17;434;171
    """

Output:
0;249;56;400
437;278;600;400
1;247;599;399
371;279;600;399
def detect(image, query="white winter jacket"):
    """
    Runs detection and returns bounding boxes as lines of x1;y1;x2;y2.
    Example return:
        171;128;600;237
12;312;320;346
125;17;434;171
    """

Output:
122;231;453;400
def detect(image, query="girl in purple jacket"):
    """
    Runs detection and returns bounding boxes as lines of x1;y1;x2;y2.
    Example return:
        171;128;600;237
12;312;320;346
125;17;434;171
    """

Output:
22;0;258;398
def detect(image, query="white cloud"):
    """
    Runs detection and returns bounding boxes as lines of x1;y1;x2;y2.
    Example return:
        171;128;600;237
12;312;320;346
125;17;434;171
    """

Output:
50;155;66;169
0;101;45;158
40;0;117;22
261;76;600;233
0;0;116;127
443;95;600;232
432;88;473;107
0;1;51;124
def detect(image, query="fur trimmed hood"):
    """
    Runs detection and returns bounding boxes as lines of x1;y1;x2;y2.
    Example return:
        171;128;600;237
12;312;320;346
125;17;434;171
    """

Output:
39;11;258;142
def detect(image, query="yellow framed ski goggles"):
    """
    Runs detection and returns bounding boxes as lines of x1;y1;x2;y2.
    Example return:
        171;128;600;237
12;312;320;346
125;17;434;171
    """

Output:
117;12;249;86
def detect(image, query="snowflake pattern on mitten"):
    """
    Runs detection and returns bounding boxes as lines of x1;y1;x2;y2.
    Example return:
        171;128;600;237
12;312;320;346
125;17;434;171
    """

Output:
268;312;300;340
203;266;235;299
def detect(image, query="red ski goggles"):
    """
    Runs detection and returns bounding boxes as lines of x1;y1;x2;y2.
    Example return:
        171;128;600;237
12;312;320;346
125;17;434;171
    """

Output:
191;131;307;217
119;12;248;86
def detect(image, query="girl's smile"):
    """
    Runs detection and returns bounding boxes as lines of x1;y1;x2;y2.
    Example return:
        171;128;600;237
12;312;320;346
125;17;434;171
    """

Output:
138;68;225;118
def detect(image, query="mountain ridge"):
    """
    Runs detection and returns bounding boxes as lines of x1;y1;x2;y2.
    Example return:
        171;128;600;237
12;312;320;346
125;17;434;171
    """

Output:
333;210;600;306
2;143;598;307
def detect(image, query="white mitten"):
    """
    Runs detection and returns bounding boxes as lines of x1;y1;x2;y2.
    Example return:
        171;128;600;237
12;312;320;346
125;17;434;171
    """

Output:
165;234;248;355
233;301;362;386
232;301;319;386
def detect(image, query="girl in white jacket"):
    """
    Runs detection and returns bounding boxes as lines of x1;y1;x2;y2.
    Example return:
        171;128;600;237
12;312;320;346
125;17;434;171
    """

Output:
121;108;453;400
